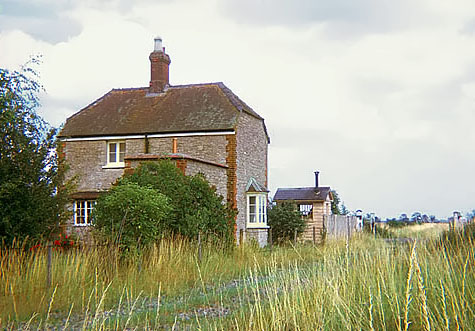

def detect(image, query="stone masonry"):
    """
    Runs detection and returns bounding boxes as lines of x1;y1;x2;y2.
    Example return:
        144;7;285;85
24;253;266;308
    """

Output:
235;112;269;247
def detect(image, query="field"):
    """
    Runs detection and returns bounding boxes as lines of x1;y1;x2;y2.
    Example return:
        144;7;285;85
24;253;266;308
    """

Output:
385;223;450;240
1;227;474;330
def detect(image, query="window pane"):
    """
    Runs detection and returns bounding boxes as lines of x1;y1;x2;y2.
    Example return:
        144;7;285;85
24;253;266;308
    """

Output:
119;142;126;162
86;201;95;224
76;201;86;225
109;143;117;163
249;196;256;223
260;196;265;223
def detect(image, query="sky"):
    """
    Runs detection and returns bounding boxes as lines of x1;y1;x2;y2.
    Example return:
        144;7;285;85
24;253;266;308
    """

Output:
1;0;474;219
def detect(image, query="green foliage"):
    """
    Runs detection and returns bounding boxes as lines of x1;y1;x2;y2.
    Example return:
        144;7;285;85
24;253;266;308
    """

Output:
93;182;171;251
0;59;70;244
330;189;341;215
115;161;234;243
387;220;408;228
268;201;306;243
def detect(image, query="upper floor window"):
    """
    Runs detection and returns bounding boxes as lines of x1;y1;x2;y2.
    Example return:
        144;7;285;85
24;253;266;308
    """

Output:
247;193;268;228
107;141;125;167
74;200;95;226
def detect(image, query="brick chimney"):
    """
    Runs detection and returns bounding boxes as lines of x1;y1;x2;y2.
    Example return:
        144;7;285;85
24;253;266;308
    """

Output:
149;36;171;93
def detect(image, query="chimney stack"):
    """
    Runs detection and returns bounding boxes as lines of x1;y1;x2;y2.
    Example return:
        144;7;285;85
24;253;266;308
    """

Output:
149;36;171;93
314;171;320;188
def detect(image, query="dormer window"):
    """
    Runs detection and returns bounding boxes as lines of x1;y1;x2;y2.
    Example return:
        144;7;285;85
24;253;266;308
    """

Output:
106;141;125;167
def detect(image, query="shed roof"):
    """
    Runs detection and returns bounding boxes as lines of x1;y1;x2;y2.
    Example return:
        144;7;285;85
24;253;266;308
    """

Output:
273;187;332;202
59;82;268;140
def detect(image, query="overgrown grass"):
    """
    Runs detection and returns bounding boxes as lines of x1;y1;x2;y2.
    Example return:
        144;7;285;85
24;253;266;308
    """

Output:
1;229;475;330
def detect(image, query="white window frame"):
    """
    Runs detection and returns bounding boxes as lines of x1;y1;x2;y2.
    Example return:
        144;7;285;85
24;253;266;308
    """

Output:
74;200;96;226
105;141;126;168
246;193;268;228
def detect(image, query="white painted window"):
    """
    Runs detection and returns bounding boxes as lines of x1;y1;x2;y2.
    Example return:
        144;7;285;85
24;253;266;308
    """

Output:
74;200;96;226
247;193;268;228
106;141;126;167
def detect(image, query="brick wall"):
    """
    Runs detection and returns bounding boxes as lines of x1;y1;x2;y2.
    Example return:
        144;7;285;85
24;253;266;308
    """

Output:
235;113;269;245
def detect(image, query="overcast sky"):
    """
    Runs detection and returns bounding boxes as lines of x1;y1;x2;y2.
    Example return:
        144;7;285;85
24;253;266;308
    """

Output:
1;0;475;219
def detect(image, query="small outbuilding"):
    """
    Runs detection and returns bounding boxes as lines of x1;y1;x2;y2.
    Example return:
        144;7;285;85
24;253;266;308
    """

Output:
273;171;333;242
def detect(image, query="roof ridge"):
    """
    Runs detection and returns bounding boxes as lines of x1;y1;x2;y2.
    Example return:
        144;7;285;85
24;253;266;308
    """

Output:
111;87;148;92
277;186;331;190
168;82;223;89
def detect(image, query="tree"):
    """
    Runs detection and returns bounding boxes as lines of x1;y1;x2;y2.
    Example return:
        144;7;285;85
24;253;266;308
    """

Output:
0;60;69;243
340;203;349;215
116;160;234;242
267;201;306;243
93;182;171;251
330;190;341;215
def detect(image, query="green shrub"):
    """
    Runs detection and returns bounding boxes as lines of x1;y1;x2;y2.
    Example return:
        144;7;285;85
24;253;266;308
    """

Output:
268;201;306;244
93;182;171;251
121;160;234;243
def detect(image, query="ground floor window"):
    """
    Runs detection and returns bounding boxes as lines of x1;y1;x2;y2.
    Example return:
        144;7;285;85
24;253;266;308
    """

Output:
247;193;267;227
74;200;95;226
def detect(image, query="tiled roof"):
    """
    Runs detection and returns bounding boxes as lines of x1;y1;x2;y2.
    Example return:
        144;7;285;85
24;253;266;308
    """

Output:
273;187;331;202
59;82;267;139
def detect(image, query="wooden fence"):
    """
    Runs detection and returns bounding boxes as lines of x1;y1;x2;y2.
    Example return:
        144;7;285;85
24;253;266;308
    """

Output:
323;215;363;241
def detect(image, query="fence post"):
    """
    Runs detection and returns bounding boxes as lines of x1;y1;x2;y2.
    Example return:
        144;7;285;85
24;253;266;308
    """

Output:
346;216;350;250
268;228;273;252
198;232;202;262
347;216;351;239
47;243;52;288
239;229;244;246
293;229;297;245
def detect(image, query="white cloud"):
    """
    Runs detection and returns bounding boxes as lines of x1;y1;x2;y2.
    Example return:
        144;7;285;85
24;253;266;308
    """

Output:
1;0;475;218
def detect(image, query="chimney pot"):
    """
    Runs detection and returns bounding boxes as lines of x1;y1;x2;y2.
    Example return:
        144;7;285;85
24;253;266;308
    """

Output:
154;36;163;52
314;171;320;188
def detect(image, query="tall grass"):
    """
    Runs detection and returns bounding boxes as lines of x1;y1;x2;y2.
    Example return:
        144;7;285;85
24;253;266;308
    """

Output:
216;235;475;330
1;230;475;330
0;236;319;327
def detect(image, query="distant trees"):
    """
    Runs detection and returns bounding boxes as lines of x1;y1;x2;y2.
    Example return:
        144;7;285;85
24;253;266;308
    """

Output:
0;60;69;244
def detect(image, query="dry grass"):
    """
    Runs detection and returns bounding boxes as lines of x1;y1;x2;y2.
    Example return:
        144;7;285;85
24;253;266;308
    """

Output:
1;230;474;330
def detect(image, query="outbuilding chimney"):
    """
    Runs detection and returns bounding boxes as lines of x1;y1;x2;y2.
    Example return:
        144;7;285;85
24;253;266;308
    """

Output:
314;171;320;188
149;36;171;93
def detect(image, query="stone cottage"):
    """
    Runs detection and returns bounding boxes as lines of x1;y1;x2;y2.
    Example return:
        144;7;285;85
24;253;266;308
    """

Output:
273;171;333;243
58;37;270;246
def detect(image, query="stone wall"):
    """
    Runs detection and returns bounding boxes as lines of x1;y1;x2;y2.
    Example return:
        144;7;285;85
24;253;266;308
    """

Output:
148;135;228;164
185;160;227;199
63;123;268;246
63;140;124;192
235;113;269;246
